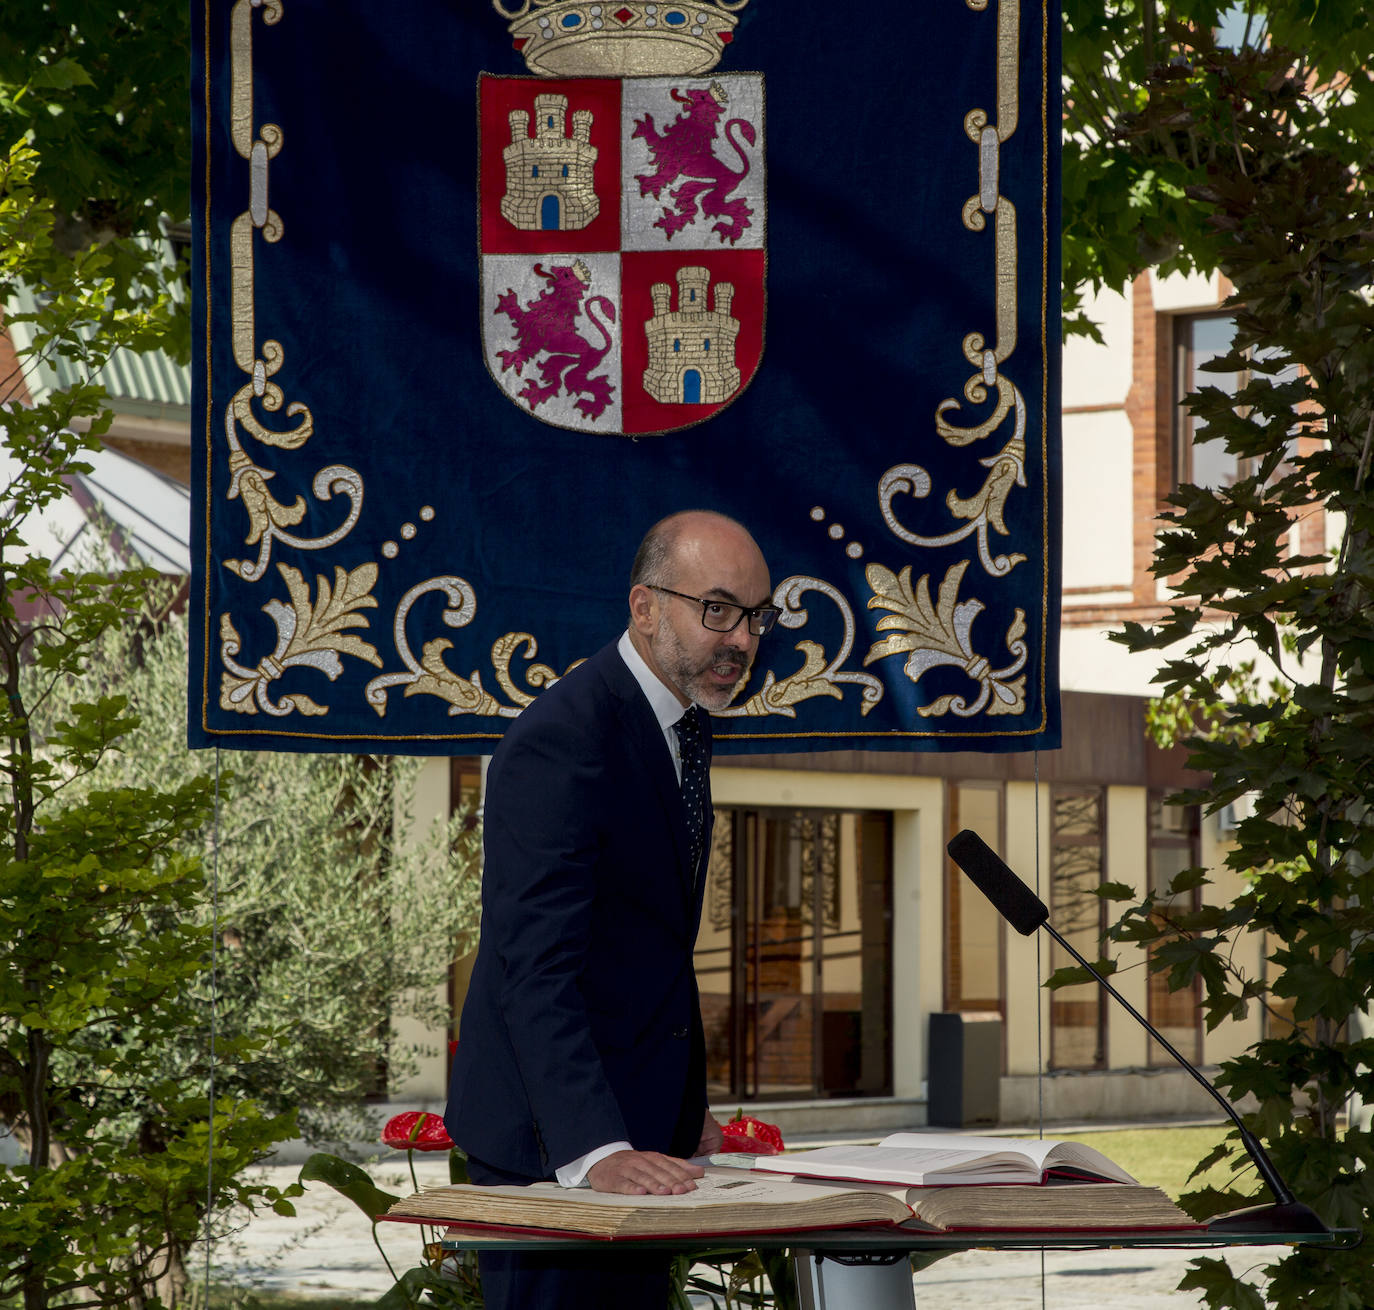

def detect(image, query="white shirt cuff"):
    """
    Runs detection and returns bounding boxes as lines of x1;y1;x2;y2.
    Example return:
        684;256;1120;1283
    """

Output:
555;1140;633;1188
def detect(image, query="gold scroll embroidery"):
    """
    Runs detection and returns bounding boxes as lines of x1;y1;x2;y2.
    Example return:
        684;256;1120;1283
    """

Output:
220;0;362;589
363;579;576;719
715;577;883;719
870;0;1033;723
881;0;1026;606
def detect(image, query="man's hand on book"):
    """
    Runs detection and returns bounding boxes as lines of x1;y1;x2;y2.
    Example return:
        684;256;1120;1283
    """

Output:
585;1150;705;1196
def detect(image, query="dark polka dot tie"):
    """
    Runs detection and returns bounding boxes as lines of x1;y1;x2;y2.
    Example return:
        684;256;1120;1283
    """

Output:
674;705;708;885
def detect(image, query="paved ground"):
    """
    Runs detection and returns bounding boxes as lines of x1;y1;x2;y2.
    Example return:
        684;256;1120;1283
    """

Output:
211;1160;1287;1306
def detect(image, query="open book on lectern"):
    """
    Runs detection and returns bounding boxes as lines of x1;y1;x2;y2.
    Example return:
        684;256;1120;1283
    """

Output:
383;1165;1195;1239
747;1132;1138;1188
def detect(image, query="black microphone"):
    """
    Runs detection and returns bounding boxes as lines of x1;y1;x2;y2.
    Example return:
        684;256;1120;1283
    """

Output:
947;828;1049;936
946;828;1327;1235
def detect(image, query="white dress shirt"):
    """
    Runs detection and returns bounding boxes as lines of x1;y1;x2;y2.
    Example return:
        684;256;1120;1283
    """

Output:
555;632;693;1187
617;628;689;781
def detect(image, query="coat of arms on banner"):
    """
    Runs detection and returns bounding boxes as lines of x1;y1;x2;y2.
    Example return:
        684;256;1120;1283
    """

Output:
481;3;764;436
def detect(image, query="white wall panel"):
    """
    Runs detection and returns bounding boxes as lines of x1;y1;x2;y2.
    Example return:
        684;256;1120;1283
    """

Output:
1061;410;1134;590
1063;284;1133;409
1059;626;1167;697
1149;267;1221;313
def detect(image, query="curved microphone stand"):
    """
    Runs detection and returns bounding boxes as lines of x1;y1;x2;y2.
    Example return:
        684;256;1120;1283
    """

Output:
946;828;1328;1235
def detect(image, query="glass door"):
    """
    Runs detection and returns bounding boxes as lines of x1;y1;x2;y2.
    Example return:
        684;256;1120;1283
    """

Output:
695;807;892;1101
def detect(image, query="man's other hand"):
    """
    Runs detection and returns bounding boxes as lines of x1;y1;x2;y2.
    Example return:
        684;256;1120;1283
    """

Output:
585;1150;705;1196
696;1110;724;1157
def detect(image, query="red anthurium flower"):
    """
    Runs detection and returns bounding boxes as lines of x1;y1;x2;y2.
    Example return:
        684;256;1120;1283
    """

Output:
381;1111;455;1153
718;1109;785;1155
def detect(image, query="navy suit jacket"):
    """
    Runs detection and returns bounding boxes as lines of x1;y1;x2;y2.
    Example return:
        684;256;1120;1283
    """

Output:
445;639;711;1179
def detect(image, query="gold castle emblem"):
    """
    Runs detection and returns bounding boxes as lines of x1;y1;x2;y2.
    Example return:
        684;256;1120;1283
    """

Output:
493;0;749;78
642;266;739;404
502;94;600;231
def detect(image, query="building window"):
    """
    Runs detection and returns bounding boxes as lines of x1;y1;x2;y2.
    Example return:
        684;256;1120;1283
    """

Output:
1049;787;1106;1070
673;339;680;353
703;337;711;352
531;165;539;178
694;807;893;1101
1174;313;1298;491
944;782;1004;1021
1147;793;1202;1066
561;164;569;177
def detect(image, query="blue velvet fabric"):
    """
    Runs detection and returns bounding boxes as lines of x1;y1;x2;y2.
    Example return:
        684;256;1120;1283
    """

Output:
190;0;1061;755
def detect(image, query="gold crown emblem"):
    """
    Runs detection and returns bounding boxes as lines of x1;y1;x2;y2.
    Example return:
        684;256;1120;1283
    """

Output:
493;0;748;78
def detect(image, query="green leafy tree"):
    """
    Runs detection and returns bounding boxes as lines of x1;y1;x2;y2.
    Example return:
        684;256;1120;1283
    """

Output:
0;139;296;1310
1;131;481;1305
1059;12;1374;1307
1061;1;1374;337
64;594;484;1150
0;0;191;357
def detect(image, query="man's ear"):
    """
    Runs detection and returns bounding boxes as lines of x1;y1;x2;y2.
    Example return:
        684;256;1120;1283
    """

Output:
628;583;657;635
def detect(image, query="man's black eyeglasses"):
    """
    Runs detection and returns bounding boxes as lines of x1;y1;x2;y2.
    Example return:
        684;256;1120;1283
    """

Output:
650;586;782;637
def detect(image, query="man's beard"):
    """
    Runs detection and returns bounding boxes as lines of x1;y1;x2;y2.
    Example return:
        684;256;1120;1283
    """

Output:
654;612;750;710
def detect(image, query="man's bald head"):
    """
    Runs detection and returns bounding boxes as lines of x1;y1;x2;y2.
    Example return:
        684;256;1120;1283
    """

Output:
630;510;762;592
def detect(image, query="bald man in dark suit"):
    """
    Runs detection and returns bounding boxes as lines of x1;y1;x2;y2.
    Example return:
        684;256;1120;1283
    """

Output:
445;510;777;1309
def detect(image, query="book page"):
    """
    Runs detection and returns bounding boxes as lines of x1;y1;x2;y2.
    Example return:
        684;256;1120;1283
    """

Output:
879;1133;1136;1184
1033;1140;1137;1184
751;1143;1043;1186
473;1170;845;1211
880;1131;1045;1160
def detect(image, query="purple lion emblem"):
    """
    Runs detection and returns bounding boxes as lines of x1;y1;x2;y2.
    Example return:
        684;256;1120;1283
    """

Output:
493;261;617;421
632;82;756;245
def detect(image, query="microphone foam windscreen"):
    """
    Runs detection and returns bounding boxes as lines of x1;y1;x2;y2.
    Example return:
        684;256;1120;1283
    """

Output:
946;829;1049;936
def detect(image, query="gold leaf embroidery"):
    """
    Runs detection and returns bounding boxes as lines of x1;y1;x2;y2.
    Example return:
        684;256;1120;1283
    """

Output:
224;459;365;584
864;560;975;667
491;633;561;708
713;577;883;720
730;641;842;716
946;439;1025;539
878;442;1028;580
233;464;307;546
225;452;308;579
280;562;382;668
863;562;1028;720
403;639;506;716
217;562;381;718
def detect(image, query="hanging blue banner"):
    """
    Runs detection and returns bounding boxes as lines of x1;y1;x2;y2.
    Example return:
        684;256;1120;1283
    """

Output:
190;0;1061;755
